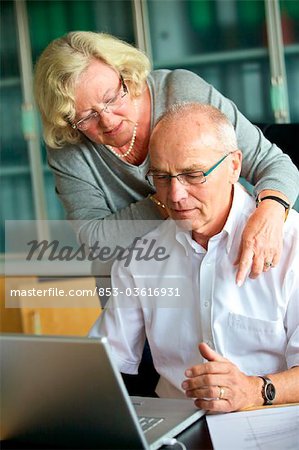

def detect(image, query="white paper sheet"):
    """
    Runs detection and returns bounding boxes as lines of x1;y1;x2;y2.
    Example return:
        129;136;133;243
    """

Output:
206;405;299;450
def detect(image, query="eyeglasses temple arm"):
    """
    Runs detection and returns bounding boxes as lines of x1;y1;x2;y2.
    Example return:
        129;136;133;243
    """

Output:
203;153;229;177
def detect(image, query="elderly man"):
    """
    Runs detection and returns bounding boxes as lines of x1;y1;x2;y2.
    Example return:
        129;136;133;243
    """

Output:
90;104;299;412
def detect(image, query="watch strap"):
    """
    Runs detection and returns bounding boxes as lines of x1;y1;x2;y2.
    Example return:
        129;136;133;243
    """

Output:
256;195;290;221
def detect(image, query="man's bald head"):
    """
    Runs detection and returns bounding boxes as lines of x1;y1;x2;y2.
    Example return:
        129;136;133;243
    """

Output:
149;103;238;158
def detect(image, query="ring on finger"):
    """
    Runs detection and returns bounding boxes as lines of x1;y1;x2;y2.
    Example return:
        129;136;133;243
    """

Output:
218;386;225;399
264;261;273;268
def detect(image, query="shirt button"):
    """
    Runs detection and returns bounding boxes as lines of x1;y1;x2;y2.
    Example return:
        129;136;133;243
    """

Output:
206;340;214;348
204;301;210;307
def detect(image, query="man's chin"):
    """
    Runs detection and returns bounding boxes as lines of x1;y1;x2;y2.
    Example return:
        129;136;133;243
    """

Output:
168;211;195;230
176;219;193;231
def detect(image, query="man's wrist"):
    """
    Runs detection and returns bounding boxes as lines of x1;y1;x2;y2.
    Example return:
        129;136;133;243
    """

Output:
250;376;265;407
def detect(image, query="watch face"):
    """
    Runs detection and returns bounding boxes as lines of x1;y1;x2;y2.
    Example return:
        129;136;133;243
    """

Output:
266;383;276;401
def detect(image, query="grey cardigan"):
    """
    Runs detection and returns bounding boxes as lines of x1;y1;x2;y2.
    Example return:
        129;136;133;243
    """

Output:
48;69;299;251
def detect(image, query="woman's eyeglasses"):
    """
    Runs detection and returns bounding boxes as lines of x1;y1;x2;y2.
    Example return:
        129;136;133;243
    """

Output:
71;76;128;131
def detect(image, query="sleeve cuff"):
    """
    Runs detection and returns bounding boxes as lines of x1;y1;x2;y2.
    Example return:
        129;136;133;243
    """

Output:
113;353;140;374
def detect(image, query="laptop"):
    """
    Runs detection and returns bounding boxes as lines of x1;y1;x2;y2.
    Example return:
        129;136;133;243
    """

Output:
0;334;205;449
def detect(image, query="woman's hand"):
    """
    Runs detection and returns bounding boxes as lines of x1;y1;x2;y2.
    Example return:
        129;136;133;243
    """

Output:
235;196;286;286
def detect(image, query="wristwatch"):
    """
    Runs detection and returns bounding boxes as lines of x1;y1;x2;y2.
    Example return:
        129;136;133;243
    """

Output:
259;376;276;405
256;195;290;222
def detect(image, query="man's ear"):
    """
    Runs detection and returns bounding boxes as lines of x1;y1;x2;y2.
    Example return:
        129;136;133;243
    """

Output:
229;150;242;184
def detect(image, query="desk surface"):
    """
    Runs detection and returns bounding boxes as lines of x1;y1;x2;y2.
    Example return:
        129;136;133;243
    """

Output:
1;415;213;450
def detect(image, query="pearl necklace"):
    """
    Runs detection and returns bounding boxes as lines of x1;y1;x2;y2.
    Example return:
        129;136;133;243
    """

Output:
106;121;138;158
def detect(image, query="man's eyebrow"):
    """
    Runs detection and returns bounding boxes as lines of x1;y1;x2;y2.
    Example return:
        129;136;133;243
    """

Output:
181;164;204;172
148;166;165;173
149;164;204;173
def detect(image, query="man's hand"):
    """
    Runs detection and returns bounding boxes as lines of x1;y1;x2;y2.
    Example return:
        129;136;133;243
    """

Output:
182;343;262;412
235;196;285;286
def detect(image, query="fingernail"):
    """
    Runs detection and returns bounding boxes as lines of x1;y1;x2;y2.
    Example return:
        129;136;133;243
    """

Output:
237;280;242;287
185;370;192;377
182;381;188;389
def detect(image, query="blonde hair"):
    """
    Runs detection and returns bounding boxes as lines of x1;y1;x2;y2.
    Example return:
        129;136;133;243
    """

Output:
154;103;238;153
34;31;151;148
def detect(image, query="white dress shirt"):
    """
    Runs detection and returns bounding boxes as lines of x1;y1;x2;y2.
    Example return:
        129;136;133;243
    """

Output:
90;183;299;398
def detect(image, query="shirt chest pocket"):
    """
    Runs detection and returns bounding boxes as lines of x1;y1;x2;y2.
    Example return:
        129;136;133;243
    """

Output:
223;312;287;375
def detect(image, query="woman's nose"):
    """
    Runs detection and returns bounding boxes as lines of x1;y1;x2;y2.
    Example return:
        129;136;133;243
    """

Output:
96;110;117;129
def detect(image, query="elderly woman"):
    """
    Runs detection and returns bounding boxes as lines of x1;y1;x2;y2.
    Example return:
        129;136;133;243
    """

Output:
34;31;298;287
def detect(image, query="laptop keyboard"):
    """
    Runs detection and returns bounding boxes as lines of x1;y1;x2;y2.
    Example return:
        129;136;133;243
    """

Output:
139;416;165;434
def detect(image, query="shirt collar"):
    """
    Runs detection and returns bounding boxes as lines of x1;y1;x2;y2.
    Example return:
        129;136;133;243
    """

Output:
175;223;193;256
222;183;249;254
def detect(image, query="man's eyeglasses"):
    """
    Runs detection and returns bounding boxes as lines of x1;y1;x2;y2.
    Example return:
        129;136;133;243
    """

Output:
71;76;128;131
147;152;233;187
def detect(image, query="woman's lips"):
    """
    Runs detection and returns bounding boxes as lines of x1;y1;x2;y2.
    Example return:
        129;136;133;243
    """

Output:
104;121;123;136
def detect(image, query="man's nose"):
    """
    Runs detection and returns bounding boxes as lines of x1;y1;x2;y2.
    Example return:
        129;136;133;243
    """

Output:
167;177;188;203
